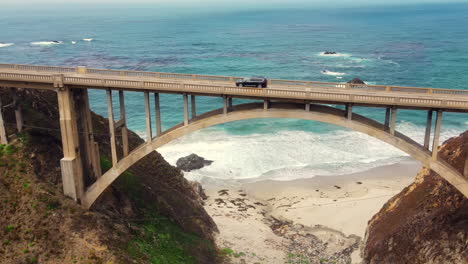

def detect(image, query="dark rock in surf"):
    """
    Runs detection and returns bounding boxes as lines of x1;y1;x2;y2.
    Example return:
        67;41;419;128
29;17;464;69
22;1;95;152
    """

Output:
347;78;366;84
324;51;337;55
176;153;213;172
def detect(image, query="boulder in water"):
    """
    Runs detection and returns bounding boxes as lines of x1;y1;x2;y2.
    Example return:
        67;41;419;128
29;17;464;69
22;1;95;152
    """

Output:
324;51;337;55
176;153;213;172
347;78;366;84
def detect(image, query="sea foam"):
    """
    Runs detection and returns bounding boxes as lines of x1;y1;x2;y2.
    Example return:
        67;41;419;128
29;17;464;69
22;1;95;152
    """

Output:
157;121;463;185
31;41;62;46
0;43;14;48
321;70;346;76
83;38;93;42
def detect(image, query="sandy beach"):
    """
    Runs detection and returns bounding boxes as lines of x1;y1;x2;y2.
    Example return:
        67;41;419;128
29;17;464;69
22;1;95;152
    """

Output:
203;160;421;264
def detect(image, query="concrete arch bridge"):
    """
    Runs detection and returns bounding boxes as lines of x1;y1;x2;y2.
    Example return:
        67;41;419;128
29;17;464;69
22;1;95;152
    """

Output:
0;63;467;209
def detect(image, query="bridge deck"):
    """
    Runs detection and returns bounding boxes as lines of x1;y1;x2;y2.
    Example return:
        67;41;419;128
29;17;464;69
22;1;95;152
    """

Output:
1;64;468;112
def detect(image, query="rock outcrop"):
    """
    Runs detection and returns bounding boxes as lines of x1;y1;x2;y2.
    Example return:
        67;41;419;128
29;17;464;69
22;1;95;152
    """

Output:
324;51;337;55
0;89;220;263
177;153;213;172
363;131;468;264
347;78;366;84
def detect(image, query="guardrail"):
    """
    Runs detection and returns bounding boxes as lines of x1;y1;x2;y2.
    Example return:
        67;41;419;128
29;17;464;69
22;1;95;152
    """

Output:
1;63;468;100
1;69;468;111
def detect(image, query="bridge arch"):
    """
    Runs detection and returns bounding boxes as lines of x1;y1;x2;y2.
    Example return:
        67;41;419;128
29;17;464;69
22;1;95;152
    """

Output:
82;102;468;208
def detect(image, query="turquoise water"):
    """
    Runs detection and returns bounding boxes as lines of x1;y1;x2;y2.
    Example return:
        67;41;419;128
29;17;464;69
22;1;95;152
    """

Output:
1;3;467;183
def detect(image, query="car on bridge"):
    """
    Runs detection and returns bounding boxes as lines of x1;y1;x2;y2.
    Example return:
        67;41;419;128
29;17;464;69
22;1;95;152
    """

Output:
235;77;268;88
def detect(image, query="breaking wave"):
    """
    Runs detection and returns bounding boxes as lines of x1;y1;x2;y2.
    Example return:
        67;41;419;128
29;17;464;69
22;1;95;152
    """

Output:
0;43;14;48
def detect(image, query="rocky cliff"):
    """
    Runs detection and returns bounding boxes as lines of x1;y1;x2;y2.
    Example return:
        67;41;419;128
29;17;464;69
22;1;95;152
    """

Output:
0;89;220;263
363;131;468;264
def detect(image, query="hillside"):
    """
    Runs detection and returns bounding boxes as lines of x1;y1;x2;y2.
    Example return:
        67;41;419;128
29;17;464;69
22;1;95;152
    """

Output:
363;131;468;263
0;89;220;263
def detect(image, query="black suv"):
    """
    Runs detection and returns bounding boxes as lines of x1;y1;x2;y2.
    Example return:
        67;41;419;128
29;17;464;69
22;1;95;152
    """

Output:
235;77;268;88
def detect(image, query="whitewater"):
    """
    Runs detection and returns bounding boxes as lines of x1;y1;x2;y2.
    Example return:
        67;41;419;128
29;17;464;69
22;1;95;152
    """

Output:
1;3;468;184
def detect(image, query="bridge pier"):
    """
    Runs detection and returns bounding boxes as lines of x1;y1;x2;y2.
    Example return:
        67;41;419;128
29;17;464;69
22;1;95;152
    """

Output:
74;89;101;182
191;95;196;119
119;91;129;157
345;104;353;120
154;93;162;136
389;107;397;135
0;95;7;144
305;103;310;112
183;94;189;126
384;108;391;130
57;87;85;201
228;97;233;112
432;111;443;160
464;151;468;178
144;91;153;140
223;96;228;115
106;89;118;166
264;100;270;110
12;89;23;133
424;110;433;149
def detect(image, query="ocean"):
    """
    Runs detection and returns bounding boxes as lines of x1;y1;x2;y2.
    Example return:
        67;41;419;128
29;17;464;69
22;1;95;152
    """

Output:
1;3;467;184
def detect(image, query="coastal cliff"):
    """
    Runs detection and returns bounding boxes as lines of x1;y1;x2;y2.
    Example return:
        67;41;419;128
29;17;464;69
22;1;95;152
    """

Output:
363;131;468;264
0;89;220;263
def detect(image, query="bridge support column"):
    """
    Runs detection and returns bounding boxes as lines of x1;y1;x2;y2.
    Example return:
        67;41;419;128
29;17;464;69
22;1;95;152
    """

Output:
424;110;433;149
345;104;353;120
183;94;189;126
106;89;118;166
384;107;391;130
432;111;443;160
0;96;8;145
57;87;84;202
305;103;310;112
144;92;153;140
191;95;196;119
228;97;233;112
74;89;101;182
389;107;397;135
154;93;162;136
12;89;23;133
464;152;468;178
119;91;129;157
223;96;228;115
264;100;270;110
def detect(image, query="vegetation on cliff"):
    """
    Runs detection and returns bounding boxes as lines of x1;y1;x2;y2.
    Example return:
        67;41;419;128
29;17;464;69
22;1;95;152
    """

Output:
0;89;220;263
363;131;468;264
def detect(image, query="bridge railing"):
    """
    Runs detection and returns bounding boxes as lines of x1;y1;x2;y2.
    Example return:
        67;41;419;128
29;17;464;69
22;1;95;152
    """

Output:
1;63;468;98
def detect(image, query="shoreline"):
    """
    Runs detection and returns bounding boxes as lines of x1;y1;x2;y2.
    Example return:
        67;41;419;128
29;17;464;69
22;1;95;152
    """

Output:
202;160;421;263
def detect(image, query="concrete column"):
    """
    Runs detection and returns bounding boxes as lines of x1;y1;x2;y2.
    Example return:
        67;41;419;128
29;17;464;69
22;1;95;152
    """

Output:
106;89;118;166
223;96;228;115
74;89;101;182
119;91;129;157
432;111;443;160
384;107;391;130
191;95;196;119
264;100;269;110
228;97;233;111
154;93;162;136
144;91;152;141
424;110;433;149
0;96;8;145
12;90;23;133
183;94;189;126
305;103;310;112
57;87;84;201
464;152;468;177
345;104;353;120
389;107;397;135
